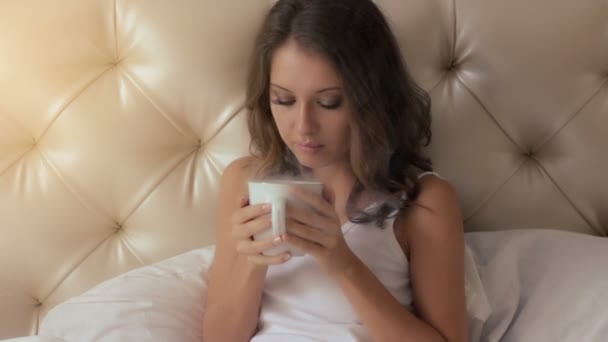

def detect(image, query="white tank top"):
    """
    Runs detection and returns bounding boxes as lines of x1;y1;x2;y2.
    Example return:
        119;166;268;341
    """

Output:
251;172;440;341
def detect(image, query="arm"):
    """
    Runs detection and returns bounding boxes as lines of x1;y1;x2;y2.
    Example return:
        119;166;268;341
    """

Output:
202;158;267;341
337;176;467;342
405;177;467;342
285;176;467;342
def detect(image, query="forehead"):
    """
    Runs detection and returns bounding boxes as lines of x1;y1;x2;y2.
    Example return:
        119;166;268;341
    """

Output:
269;39;342;90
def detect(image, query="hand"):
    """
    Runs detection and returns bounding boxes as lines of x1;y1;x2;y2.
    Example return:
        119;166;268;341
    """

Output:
230;195;292;266
283;187;359;277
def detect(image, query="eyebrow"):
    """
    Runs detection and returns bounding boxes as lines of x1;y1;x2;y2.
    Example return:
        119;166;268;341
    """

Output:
270;83;341;94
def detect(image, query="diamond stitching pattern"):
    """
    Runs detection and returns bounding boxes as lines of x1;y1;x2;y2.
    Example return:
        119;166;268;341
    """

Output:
1;0;607;339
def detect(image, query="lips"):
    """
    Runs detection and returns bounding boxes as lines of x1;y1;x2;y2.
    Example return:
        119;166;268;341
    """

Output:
295;141;324;153
300;141;323;148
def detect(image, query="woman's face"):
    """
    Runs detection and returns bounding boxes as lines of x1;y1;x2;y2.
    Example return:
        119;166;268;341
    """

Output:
269;39;353;170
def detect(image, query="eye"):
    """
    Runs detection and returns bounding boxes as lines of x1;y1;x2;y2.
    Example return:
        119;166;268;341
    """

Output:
271;98;295;106
318;99;341;110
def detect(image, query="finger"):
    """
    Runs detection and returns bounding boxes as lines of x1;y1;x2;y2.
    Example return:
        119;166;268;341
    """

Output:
286;205;336;232
288;187;335;218
232;214;272;239
237;194;249;208
248;252;292;266
286;219;334;246
231;202;271;226
236;235;283;256
283;233;323;257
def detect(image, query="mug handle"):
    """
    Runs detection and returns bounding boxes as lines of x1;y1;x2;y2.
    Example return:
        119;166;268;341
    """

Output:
270;197;287;237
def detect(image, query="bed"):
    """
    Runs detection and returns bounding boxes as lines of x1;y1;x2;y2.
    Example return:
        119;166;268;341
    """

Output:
1;0;607;341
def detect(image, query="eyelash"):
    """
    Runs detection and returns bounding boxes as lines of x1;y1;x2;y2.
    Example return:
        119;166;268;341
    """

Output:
271;99;341;110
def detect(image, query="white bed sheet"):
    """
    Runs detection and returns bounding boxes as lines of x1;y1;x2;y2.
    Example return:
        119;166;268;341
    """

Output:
2;229;604;342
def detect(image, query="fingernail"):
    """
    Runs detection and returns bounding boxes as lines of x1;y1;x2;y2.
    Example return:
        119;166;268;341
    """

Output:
272;236;282;244
283;253;292;261
262;204;271;211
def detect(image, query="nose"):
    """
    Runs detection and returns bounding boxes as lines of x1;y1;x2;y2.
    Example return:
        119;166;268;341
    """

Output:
296;102;317;135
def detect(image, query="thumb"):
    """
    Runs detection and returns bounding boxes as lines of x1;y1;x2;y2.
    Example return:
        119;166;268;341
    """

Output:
238;194;249;207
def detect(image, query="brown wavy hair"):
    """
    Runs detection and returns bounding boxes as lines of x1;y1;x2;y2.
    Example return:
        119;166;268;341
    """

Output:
246;0;433;226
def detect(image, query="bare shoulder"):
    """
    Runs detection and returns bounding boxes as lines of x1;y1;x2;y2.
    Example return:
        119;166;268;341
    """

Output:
221;156;259;184
414;175;460;217
216;156;262;217
395;175;464;251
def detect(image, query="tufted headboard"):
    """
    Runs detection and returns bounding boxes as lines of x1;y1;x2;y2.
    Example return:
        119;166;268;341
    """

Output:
1;0;606;339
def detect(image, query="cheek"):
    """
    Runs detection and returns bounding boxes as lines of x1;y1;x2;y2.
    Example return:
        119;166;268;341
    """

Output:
340;125;352;150
328;117;352;147
270;108;291;138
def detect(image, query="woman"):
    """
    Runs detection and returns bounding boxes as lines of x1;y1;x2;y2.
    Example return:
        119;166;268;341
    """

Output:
203;0;467;341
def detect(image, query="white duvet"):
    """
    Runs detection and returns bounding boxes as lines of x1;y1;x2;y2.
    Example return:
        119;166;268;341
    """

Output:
3;229;607;342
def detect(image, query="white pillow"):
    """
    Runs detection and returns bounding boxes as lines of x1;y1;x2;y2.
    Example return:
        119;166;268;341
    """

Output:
40;245;215;342
466;229;608;342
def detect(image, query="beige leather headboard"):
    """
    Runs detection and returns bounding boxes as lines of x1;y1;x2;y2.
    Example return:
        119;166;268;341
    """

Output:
1;0;606;339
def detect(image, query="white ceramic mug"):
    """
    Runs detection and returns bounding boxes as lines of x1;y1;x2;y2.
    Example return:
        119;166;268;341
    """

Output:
248;179;323;257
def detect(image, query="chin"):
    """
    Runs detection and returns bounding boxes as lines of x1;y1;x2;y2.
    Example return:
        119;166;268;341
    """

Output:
293;157;321;169
292;153;337;171
290;153;318;167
